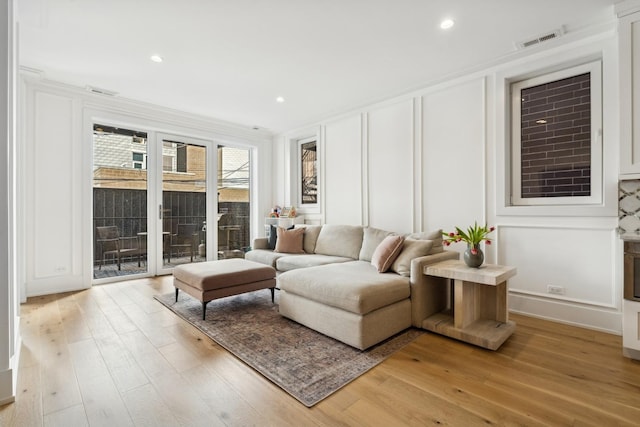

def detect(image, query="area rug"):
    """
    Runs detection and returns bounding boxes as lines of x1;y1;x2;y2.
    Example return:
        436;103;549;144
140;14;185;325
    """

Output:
154;291;422;407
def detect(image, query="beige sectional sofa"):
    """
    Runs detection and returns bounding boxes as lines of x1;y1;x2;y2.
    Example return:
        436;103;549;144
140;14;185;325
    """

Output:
245;224;459;350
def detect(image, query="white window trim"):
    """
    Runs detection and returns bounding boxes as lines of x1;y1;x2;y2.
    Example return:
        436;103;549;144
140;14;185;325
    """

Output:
132;150;147;169
511;60;603;207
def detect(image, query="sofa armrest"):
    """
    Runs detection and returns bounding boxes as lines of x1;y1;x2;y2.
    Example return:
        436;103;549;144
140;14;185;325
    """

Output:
253;237;269;250
409;250;460;328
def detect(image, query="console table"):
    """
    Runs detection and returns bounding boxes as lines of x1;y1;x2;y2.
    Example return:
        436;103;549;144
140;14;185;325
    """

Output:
423;259;517;350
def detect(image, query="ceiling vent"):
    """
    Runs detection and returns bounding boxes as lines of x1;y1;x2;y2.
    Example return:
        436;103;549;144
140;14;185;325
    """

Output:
516;28;564;50
85;85;118;96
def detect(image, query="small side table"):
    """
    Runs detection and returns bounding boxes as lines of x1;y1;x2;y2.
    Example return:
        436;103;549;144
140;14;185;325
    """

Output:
423;259;517;350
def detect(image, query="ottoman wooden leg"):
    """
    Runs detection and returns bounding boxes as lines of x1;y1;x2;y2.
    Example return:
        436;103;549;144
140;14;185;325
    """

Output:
270;287;275;303
175;288;179;302
202;301;208;320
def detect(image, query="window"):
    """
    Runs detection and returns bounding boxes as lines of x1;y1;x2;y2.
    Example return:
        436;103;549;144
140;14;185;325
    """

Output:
132;151;147;169
299;138;317;205
162;155;174;172
510;61;602;206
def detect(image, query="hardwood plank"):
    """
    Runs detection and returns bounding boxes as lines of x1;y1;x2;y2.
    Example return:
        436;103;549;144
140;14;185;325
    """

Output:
75;373;134;427
180;365;262;427
93;334;149;393
118;330;178;381
43;404;88;427
148;371;226;427
121;383;180;427
4;364;43;427
40;331;83;416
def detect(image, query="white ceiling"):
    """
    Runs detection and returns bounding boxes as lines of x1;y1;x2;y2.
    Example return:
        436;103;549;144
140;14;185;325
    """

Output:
17;0;618;133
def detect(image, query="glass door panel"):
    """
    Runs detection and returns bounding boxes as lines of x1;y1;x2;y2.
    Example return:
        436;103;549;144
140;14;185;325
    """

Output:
217;145;251;258
161;139;208;269
92;124;148;279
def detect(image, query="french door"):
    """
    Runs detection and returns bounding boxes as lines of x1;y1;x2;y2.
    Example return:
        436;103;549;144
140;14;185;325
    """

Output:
156;133;216;275
93;125;252;281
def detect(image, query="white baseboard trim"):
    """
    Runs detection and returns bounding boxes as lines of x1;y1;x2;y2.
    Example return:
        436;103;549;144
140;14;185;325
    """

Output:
26;276;89;298
510;292;622;335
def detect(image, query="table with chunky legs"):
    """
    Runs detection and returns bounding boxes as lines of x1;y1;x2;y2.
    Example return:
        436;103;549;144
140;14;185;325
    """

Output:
423;259;517;350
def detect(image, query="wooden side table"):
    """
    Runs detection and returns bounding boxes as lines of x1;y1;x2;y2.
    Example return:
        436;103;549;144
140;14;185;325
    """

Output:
423;259;517;350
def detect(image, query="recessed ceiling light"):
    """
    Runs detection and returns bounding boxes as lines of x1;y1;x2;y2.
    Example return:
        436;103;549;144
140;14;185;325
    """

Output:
150;55;163;63
440;19;454;30
276;96;285;103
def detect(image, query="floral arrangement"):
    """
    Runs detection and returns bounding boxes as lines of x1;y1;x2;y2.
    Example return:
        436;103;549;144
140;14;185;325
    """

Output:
442;222;495;255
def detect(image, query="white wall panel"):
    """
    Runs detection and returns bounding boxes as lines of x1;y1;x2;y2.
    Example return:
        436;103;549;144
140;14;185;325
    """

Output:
367;100;414;233
32;91;75;279
422;79;485;238
498;226;617;307
324;115;362;225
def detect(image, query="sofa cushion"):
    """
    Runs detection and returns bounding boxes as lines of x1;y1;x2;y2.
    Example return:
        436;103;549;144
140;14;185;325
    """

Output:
359;227;394;261
295;225;322;254
278;261;410;315
275;227;305;254
244;249;287;268
314;224;363;259
276;254;353;272
408;229;443;253
371;235;404;273
390;238;434;277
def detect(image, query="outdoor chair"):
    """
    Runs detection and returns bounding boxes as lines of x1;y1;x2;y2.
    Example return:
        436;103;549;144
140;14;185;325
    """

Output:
96;226;140;270
168;223;199;263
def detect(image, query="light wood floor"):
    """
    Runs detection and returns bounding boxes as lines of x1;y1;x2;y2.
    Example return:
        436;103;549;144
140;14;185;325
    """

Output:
1;276;640;426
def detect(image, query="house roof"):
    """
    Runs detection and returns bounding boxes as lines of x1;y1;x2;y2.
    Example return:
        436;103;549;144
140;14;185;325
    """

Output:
17;0;618;133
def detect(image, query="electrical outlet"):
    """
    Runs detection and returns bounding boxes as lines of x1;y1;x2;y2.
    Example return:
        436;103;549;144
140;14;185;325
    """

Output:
547;285;565;295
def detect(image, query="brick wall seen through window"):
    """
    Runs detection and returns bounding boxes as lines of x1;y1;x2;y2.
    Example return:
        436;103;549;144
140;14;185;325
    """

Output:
520;72;591;198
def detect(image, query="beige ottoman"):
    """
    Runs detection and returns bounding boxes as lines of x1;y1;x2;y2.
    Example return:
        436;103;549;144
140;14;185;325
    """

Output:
173;258;276;319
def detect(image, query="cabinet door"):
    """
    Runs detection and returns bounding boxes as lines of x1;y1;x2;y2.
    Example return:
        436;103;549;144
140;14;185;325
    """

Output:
620;12;640;174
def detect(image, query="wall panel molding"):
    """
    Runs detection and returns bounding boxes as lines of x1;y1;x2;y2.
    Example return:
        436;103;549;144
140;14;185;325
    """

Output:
497;224;620;311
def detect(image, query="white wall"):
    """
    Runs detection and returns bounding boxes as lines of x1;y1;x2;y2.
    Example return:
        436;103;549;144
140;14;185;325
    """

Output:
367;100;414;233
20;77;273;297
275;28;622;333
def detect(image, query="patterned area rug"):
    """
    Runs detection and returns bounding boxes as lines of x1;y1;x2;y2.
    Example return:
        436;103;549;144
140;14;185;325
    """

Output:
154;291;422;407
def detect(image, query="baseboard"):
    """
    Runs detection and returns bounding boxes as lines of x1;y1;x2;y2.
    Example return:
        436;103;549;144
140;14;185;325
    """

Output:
26;276;88;298
509;292;622;335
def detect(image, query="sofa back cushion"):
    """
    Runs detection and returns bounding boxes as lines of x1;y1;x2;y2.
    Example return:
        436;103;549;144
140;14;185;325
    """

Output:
358;226;394;261
314;224;363;259
295;225;322;254
408;229;443;253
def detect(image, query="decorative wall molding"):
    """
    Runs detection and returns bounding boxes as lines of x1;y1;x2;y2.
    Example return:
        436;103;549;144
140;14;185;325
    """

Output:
497;224;620;310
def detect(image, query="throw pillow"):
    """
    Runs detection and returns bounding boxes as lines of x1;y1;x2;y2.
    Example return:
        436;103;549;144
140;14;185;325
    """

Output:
359;226;394;261
268;224;294;250
274;227;305;254
390;238;434;277
371;235;405;273
408;229;443;254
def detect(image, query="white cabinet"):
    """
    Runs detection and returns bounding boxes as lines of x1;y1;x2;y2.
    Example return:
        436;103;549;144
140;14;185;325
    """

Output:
620;10;640;175
623;300;640;360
